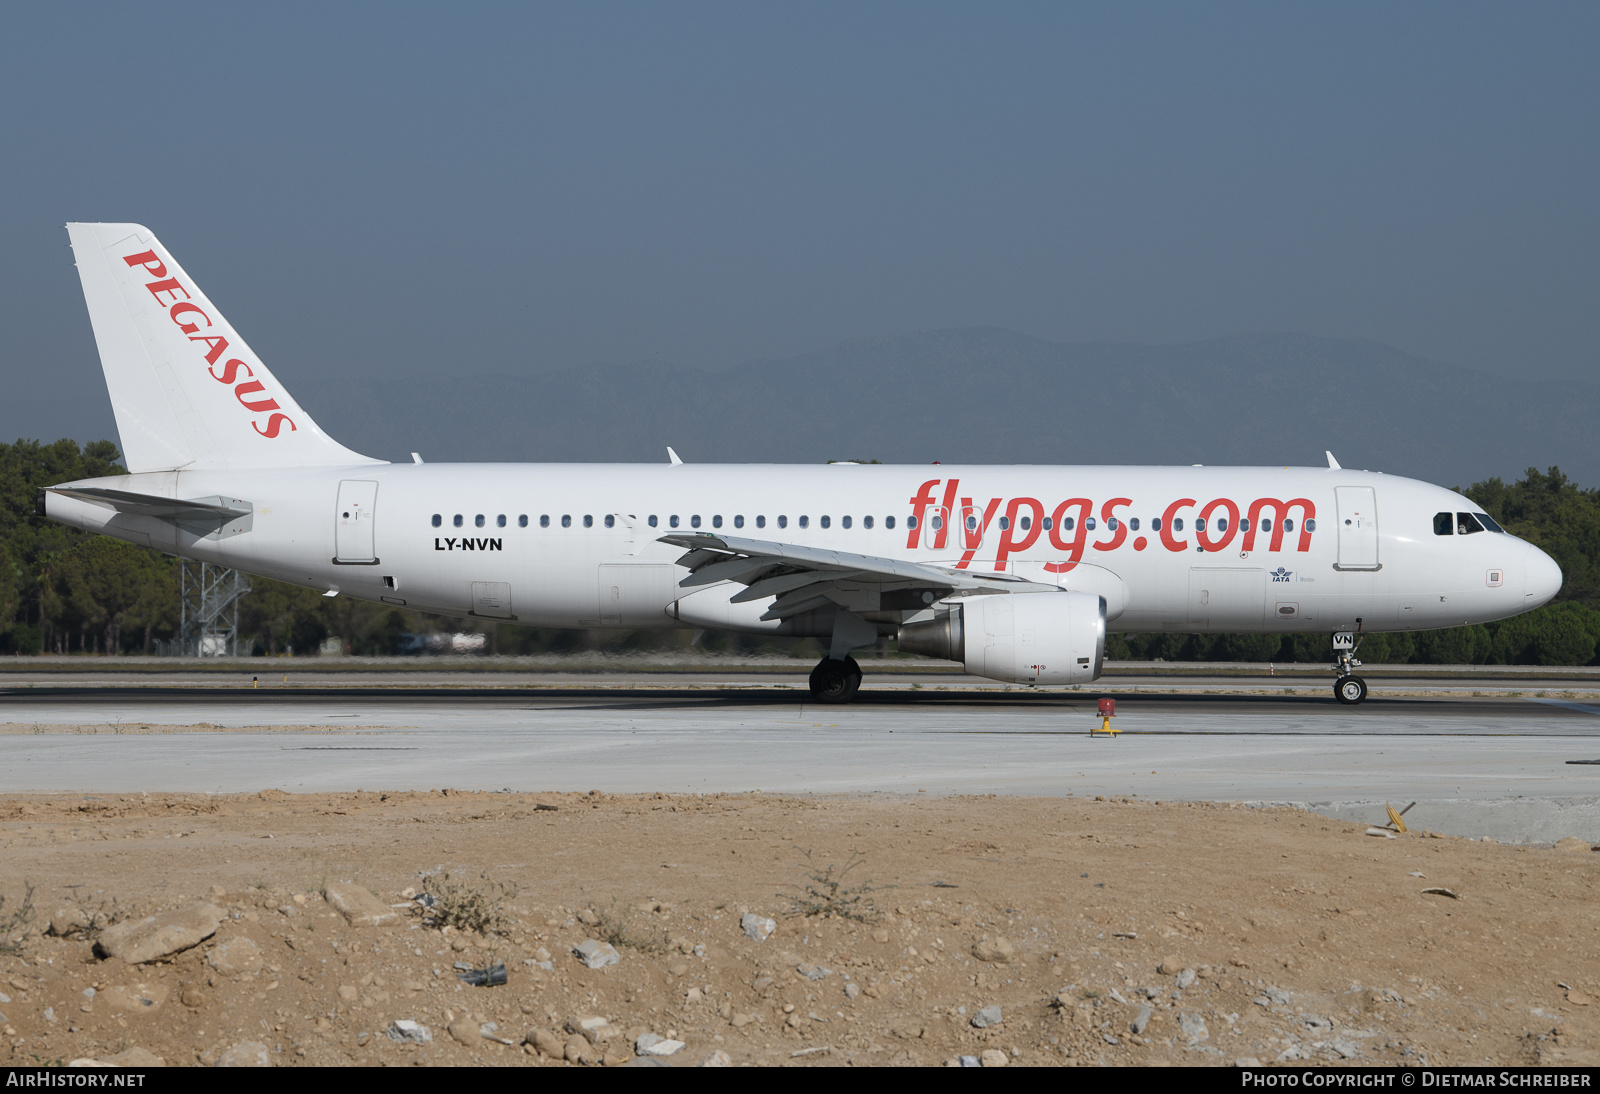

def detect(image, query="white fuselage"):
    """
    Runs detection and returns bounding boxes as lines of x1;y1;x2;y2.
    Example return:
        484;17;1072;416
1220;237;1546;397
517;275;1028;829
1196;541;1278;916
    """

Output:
46;462;1562;636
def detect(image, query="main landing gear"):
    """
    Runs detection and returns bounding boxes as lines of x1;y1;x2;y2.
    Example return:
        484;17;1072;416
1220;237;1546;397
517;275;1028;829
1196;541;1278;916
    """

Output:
809;656;863;703
1331;629;1367;705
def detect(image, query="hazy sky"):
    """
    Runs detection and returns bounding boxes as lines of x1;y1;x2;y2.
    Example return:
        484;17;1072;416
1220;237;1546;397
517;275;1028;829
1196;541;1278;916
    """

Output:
2;2;1596;404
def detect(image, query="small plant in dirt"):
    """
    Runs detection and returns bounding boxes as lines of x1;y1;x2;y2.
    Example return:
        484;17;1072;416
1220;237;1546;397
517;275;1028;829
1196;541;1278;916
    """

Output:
784;850;890;922
594;903;669;954
420;870;517;935
0;883;37;955
50;894;124;942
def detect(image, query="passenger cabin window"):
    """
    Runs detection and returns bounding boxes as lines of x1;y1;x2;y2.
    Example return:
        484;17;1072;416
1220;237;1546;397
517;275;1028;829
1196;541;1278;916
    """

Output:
777;515;787;528
1434;512;1454;536
907;515;917;529
497;514;506;527
540;515;550;528
453;514;463;528
884;516;894;529
734;515;744;528
755;515;766;528
561;515;572;528
799;516;809;529
604;514;615;528
820;515;831;529
1085;517;1097;531
1151;517;1161;531
670;515;680;528
1018;516;1029;531
648;515;658;527
691;515;701;528
1457;512;1486;535
1043;516;1052;531
1060;516;1073;531
1284;519;1294;532
863;515;873;529
998;516;1009;531
1130;517;1140;531
518;515;528;528
842;516;851;529
1106;517;1118;531
583;515;593;528
930;515;942;530
431;514;441;527
712;515;722;528
1305;519;1316;532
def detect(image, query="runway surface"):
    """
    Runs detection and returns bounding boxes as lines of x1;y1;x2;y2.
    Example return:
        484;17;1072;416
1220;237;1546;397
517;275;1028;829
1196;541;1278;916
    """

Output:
3;677;1598;844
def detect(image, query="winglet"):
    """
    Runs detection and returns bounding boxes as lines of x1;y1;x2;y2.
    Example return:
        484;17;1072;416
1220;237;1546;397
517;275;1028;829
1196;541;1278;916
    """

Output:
667;447;683;466
1325;450;1342;470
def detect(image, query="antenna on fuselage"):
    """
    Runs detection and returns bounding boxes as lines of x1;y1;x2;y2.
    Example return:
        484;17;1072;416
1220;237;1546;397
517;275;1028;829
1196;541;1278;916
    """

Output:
667;447;684;466
1326;451;1342;470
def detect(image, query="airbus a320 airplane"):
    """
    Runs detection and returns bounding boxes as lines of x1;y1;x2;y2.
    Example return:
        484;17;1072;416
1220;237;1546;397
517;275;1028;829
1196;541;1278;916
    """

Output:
44;224;1563;704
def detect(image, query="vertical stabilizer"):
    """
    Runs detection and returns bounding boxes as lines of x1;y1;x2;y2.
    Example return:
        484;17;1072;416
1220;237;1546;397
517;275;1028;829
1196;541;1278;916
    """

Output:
66;223;381;472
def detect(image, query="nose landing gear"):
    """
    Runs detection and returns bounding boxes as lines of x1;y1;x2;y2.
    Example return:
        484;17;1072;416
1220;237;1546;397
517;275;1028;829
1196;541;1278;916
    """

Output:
1331;630;1367;705
1334;673;1368;704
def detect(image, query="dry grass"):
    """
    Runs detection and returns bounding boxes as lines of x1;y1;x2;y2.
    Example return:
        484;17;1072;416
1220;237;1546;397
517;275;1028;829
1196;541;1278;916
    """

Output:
784;850;888;922
419;870;517;935
0;882;36;955
593;903;670;954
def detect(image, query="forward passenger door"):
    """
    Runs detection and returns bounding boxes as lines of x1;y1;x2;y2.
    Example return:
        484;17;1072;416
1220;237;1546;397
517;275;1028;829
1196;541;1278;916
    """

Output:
1334;487;1381;571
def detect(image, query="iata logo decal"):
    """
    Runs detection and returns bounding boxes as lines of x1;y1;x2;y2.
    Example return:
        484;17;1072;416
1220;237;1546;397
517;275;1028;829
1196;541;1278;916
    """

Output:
121;249;297;440
1270;567;1293;582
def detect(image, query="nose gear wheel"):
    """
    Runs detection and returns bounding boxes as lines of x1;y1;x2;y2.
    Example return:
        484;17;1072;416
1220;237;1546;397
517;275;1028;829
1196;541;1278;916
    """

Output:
1334;674;1368;704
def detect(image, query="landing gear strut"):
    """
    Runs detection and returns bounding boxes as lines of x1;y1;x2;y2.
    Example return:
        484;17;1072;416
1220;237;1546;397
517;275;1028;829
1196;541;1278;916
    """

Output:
809;656;862;703
1331;629;1367;705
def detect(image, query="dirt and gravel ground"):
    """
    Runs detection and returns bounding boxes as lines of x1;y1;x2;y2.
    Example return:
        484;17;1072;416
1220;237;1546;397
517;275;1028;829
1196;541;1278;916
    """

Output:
0;781;1596;1068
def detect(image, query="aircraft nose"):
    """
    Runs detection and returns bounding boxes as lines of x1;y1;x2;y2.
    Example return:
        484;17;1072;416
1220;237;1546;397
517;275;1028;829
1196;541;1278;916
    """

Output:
1525;544;1562;608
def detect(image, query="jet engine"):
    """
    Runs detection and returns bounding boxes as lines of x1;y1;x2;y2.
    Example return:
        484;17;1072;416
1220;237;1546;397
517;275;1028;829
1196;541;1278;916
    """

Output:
898;591;1105;685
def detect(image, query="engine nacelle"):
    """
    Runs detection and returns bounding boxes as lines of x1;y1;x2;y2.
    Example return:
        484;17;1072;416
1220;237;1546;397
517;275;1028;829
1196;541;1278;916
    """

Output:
898;591;1105;685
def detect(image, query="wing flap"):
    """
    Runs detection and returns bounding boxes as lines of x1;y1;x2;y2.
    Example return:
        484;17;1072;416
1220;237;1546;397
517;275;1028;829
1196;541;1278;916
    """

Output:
661;531;1055;621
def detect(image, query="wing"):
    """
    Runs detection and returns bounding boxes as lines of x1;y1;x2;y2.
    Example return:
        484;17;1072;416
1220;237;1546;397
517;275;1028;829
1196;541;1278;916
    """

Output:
659;531;1048;620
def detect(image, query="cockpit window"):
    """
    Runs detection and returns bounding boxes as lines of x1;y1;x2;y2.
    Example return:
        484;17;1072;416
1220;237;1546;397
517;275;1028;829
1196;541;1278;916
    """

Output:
1456;512;1485;535
1476;512;1505;533
1433;512;1454;536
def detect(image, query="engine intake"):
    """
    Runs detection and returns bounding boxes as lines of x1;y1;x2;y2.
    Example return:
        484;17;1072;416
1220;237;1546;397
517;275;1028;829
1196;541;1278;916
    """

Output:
898;591;1105;685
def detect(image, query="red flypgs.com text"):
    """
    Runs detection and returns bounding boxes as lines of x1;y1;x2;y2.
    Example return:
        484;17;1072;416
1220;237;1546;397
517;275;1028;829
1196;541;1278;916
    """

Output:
906;479;1316;572
121;249;297;440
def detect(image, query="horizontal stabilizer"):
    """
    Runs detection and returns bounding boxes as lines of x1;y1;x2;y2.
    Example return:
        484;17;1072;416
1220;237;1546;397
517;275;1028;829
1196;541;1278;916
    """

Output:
48;486;251;527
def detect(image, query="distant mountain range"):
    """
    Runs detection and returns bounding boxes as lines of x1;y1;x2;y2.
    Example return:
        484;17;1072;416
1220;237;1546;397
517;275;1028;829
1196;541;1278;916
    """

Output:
10;329;1596;488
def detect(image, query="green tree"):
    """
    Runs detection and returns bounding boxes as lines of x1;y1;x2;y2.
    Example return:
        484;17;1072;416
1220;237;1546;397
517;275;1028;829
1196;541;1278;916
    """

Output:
0;542;17;644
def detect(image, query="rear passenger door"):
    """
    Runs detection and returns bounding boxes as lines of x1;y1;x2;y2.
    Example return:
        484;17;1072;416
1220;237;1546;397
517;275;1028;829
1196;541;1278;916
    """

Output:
335;480;379;563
